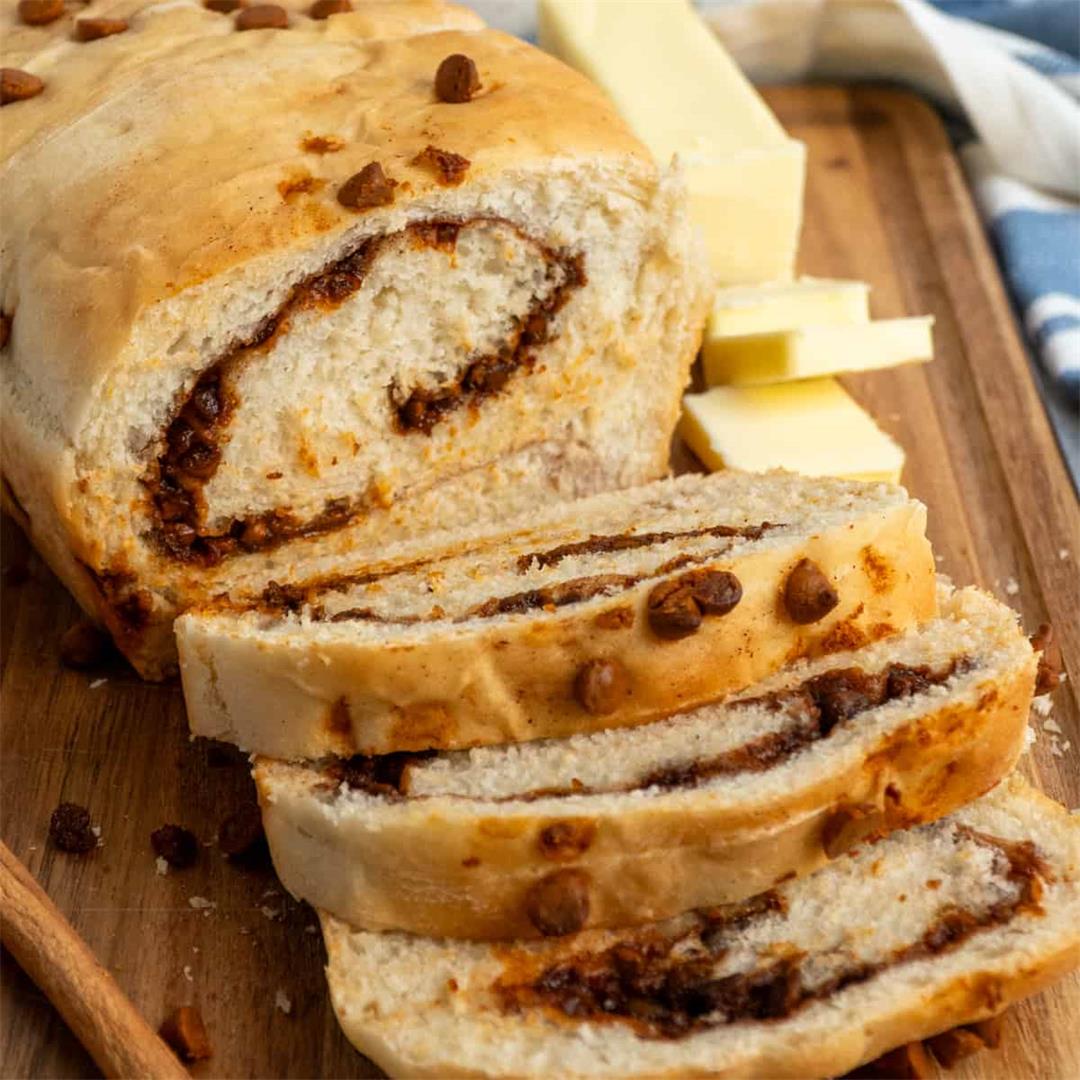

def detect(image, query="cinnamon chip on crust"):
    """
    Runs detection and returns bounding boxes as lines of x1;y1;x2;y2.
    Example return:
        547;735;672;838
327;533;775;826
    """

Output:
309;0;351;17
337;162;396;209
17;0;64;26
411;145;470;187
204;0;243;11
435;53;481;103
1;68;45;106
74;17;129;41
235;3;287;30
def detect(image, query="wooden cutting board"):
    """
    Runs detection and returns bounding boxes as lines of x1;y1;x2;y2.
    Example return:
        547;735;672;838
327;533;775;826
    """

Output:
2;86;1077;1079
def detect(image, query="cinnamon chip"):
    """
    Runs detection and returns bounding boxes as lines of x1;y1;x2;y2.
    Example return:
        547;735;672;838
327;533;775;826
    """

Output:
573;658;630;716
204;0;243;11
1030;623;1063;695
309;0;351;17
235;3;287;30
74;17;129;41
525;868;591;936
844;1041;932;1079
151;824;199;869
0;313;10;349
17;0;64;26
435;53;480;103
410;144;470;186
337;162;396;209
1;68;45;105
49;803;97;854
783;558;839;625
159;1006;212;1062
59;619;114;670
218;803;265;857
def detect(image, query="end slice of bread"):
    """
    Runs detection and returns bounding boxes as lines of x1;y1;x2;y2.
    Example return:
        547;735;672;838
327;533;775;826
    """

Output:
179;471;937;757
257;587;1035;939
320;774;1080;1078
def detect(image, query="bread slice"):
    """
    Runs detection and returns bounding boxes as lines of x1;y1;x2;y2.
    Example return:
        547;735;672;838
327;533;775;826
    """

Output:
320;775;1080;1078
256;587;1034;939
178;471;937;757
1;1;708;679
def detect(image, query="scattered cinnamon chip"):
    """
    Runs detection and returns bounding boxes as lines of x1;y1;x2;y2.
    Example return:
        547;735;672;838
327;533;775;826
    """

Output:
159;1006;212;1062
235;3;287;30
844;1041;932;1079
966;1015;1004;1049
17;0;64;26
151;824;199;869
309;0;351;17
925;1027;987;1068
1;68;45;105
218;803;265;857
337;162;396;210
204;0;242;11
59;619;114;670
435;53;480;103
74;17;129;41
410;144;470;186
1030;623;1063;695
49;803;97;854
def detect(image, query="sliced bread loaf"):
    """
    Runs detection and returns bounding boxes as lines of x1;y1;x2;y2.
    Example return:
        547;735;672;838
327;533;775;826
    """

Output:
178;471;937;757
321;774;1080;1078
1;2;707;679
256;587;1035;939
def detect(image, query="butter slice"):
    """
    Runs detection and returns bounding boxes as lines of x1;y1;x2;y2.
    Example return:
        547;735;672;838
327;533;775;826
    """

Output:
709;278;870;337
681;381;905;483
538;0;805;284
703;317;934;387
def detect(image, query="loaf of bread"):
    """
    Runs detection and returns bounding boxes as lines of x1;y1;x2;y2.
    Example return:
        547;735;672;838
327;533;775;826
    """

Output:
256;586;1035;939
178;471;937;757
0;0;708;678
320;774;1080;1078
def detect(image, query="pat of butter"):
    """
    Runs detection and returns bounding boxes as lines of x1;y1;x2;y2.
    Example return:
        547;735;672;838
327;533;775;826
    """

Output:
538;0;805;284
681;381;905;483
709;278;870;337
703;317;934;387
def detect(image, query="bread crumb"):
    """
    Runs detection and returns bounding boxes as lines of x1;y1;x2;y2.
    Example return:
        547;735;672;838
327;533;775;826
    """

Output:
156;856;169;876
1043;717;1063;734
274;989;292;1015
304;925;319;935
1004;577;1020;596
188;896;216;914
1022;724;1037;752
1060;548;1071;561
88;677;107;690
1031;696;1053;718
182;965;194;983
260;905;281;921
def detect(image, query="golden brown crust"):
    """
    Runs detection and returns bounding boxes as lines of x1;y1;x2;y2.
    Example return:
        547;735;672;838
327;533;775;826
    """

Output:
1;8;646;423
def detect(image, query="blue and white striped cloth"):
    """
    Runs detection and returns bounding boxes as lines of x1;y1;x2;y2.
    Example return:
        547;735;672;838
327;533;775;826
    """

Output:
908;0;1080;394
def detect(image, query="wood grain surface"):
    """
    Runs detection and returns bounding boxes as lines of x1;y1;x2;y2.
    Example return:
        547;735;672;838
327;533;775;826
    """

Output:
2;86;1077;1079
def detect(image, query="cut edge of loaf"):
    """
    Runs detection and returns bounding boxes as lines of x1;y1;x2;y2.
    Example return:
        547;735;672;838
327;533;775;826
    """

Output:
319;774;1080;1079
255;586;1035;938
179;472;938;756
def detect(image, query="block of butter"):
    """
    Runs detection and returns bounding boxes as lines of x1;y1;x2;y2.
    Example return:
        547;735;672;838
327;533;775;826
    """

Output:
703;316;934;387
681;380;905;483
709;277;870;337
538;0;805;284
